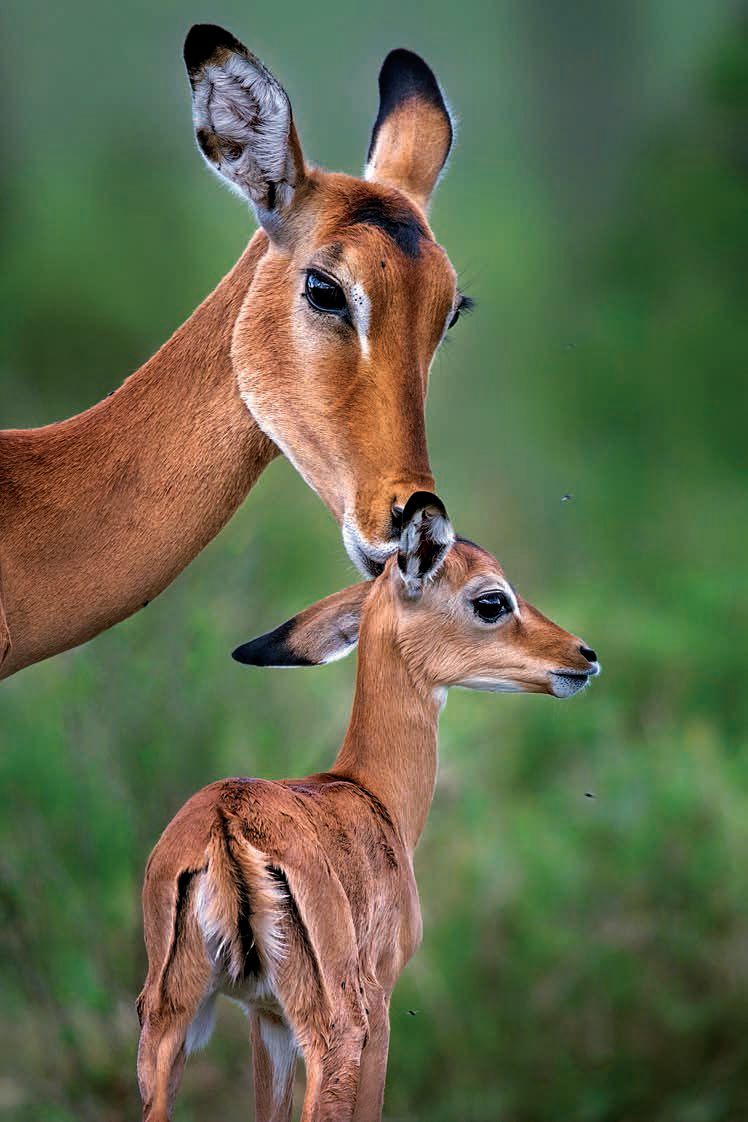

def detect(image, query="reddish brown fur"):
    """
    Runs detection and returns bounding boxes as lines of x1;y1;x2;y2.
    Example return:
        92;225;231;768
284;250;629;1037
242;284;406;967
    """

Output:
230;171;456;539
0;240;273;679
367;97;452;209
138;534;598;1120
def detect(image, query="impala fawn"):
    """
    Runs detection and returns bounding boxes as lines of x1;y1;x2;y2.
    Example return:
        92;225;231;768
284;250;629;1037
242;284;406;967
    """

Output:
1;26;465;678
137;493;599;1121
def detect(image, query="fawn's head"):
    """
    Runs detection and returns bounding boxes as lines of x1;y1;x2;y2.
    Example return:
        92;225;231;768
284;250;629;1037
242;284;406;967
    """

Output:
234;494;600;699
185;26;467;576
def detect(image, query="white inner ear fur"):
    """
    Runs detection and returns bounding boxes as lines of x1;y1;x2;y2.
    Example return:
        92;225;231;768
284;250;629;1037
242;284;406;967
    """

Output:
398;510;455;597
192;51;294;209
425;511;454;549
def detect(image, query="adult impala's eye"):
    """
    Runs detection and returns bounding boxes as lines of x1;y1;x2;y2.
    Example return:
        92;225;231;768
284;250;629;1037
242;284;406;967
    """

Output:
448;293;475;330
472;591;512;623
305;270;348;315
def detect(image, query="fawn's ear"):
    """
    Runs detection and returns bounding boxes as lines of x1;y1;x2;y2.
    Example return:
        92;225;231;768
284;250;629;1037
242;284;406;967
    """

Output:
232;583;371;668
396;491;454;598
365;49;453;211
184;24;306;243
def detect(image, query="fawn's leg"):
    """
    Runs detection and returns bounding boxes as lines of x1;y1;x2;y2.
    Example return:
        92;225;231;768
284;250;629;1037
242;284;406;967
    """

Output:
351;988;390;1122
137;979;216;1122
137;1013;190;1122
265;860;369;1121
137;868;214;1122
250;1008;297;1122
299;1025;366;1122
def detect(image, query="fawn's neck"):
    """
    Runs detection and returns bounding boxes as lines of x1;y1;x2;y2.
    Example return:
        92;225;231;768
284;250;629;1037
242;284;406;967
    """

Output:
332;610;441;853
0;232;277;677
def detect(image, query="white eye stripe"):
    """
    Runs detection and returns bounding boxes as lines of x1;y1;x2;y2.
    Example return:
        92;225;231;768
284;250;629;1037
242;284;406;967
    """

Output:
500;582;520;616
349;281;371;358
309;274;371;356
348;281;370;327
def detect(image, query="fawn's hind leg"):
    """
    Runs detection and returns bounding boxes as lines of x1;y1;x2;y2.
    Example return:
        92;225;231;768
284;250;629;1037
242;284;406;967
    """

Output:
351;987;390;1122
299;1022;368;1122
137;1013;190;1122
137;867;214;1122
137;975;216;1122
250;1008;297;1122
262;863;368;1121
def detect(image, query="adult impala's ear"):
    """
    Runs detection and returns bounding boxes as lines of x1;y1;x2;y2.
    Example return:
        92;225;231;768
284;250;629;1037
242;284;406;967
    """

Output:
184;24;306;242
365;49;453;212
232;583;370;668
397;491;454;598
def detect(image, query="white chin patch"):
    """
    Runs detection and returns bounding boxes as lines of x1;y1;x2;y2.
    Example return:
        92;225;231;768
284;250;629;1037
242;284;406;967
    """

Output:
342;520;396;579
458;677;525;693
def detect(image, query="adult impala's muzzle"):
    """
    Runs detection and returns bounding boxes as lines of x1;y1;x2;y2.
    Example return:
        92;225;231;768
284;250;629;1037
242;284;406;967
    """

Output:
342;519;398;578
343;491;434;578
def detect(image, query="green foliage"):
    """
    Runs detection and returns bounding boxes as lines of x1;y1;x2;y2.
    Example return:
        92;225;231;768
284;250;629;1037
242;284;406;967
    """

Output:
1;3;747;1119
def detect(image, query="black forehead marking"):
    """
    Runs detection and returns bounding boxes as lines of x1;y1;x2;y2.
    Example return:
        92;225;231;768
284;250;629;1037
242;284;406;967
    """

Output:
345;196;427;259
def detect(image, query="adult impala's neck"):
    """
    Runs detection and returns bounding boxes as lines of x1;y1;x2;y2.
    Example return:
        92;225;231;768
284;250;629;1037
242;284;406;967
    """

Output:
0;232;277;678
331;602;441;852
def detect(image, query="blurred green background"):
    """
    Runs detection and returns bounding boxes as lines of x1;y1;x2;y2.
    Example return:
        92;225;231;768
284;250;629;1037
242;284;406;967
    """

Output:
2;2;747;1119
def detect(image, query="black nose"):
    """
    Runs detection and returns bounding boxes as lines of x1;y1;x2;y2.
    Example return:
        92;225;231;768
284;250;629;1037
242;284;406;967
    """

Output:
580;645;597;663
390;504;404;535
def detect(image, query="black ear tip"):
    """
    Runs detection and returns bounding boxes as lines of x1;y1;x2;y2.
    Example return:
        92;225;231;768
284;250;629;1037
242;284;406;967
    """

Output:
231;619;315;668
184;23;241;74
231;639;262;665
378;48;444;107
380;48;436;85
401;490;449;524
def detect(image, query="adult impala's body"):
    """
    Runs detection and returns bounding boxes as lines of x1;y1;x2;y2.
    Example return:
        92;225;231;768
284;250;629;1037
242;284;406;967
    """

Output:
0;26;468;680
137;494;600;1121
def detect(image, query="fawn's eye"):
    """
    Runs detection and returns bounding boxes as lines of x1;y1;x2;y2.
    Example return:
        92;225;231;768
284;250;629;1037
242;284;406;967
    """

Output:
305;270;348;315
472;591;512;623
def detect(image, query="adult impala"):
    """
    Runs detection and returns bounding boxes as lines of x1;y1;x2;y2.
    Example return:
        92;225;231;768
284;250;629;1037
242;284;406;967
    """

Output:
0;25;470;680
137;493;600;1121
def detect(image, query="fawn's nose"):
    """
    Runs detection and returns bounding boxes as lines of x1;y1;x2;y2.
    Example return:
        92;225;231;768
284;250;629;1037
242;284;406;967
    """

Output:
580;645;598;664
390;504;404;536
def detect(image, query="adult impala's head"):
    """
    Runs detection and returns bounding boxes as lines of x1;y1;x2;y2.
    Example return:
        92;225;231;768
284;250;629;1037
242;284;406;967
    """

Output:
234;493;601;700
185;25;468;576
